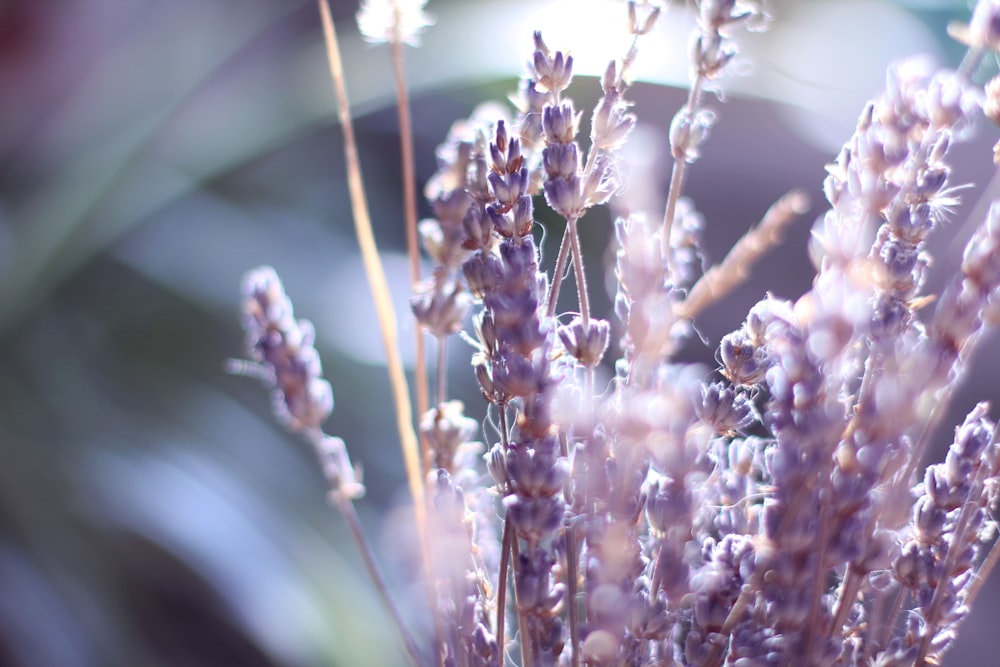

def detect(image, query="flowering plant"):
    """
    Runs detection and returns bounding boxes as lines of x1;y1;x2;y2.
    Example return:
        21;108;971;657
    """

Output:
236;1;1000;665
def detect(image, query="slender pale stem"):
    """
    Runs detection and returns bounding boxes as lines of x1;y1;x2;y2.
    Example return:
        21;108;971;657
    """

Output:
510;535;533;667
305;432;422;665
567;217;589;326
871;587;907;661
389;24;431;472
801;497;833;661
436;336;448;407
830;565;864;635
660;75;704;259
317;0;424;529
316;0;434;657
914;468;986;666
565;523;581;667
497;517;513;664
545;224;574;318
334;492;425;666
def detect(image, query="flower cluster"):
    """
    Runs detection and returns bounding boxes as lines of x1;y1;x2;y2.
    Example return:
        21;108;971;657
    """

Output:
234;1;1000;666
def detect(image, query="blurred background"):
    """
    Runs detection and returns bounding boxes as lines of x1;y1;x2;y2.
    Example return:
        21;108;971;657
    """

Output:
1;0;998;665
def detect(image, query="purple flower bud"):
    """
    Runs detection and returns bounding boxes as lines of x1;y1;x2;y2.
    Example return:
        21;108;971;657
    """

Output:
543;103;579;145
694;32;736;78
512;195;535;237
544;175;585;220
670;107;715;163
410;277;471;338
421;401;479;471
486;442;508;488
719;329;769;386
627;0;662;36
505;494;565;542
697;382;758;435
463;251;504;298
532;37;574;94
461;203;493;251
542;142;580;179
557;317;611;367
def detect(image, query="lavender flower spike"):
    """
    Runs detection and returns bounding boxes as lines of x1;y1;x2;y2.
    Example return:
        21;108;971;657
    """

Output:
240;266;333;434
229;2;1000;666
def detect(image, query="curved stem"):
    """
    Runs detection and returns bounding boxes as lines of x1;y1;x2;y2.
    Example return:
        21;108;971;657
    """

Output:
336;494;425;666
801;497;833;661
872;587;907;660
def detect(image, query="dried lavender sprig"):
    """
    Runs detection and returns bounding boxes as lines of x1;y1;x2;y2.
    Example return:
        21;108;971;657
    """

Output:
674;189;809;320
236;265;424;667
463;118;567;667
904;201;1000;479
415;108;511;667
537;13;650;326
239;266;333;433
660;0;765;259
775;49;985;654
885;404;999;666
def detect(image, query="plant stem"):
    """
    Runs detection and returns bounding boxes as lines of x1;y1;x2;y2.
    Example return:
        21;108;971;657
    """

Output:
510;535;533;667
316;0;434;658
389;23;431;472
567;217;589;326
831;565;863;634
497;517;512;664
545;222;573;318
335;494;425;667
565;523;581;667
914;467;986;666
660;75;704;260
437;336;447;407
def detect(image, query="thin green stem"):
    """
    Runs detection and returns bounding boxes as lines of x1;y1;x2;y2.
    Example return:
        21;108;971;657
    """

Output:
335;493;425;667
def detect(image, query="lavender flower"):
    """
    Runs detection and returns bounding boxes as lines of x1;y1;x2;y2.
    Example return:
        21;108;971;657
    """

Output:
232;2;1000;666
240;266;333;433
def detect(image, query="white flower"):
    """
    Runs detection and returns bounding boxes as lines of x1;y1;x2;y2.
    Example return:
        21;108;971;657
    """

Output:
356;0;433;46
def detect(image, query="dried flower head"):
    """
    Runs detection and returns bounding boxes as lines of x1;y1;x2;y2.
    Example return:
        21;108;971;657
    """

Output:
357;0;432;46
